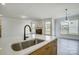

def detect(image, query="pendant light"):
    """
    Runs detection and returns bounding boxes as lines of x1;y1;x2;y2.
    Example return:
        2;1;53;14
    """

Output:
65;9;68;20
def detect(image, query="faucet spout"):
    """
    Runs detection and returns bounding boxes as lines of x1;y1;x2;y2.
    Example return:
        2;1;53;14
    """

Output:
24;25;31;40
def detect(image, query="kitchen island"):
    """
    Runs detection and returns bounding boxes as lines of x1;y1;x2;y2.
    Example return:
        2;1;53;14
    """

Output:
10;34;57;55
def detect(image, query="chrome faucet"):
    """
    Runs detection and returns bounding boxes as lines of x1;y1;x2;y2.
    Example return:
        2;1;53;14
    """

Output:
24;25;31;40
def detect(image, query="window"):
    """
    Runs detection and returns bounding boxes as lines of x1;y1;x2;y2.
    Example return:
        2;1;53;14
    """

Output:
31;23;36;34
26;26;30;35
45;21;51;35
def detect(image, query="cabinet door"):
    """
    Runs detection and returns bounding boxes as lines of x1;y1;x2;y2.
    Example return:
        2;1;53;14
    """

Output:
42;42;53;55
30;46;47;55
31;42;53;55
30;39;57;55
52;39;57;55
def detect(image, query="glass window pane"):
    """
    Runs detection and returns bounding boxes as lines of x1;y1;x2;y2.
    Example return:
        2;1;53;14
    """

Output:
45;21;51;35
32;23;35;34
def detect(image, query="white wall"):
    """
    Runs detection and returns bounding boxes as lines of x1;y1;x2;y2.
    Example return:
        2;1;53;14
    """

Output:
0;17;32;54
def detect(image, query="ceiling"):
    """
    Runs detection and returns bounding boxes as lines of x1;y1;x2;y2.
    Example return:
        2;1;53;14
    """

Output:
0;3;79;19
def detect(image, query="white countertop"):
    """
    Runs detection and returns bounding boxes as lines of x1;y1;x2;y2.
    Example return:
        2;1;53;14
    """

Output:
10;34;56;55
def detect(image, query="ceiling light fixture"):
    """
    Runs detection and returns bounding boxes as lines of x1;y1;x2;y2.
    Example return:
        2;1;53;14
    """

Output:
1;3;6;5
21;16;27;18
0;14;3;17
65;9;68;20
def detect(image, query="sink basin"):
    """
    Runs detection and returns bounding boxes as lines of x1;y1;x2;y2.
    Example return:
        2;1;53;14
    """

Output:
11;39;45;51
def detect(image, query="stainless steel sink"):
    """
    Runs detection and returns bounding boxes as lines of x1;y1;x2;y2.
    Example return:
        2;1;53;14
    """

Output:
11;39;45;51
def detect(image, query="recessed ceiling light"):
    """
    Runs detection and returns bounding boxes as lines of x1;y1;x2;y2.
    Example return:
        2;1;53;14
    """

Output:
1;3;6;5
21;16;27;18
0;14;3;16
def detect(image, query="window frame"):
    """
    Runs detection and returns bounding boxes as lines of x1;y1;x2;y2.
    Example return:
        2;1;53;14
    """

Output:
44;20;52;36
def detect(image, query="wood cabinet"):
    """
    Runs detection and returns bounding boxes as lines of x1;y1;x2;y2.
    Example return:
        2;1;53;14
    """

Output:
30;39;57;55
52;39;57;55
